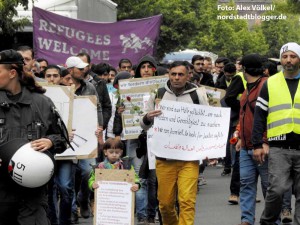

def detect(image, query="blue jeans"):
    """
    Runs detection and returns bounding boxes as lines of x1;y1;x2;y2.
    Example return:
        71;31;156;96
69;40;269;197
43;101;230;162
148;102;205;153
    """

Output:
47;177;58;225
240;149;268;225
72;158;96;212
282;187;292;211
260;147;300;225
56;160;74;225
127;139;148;219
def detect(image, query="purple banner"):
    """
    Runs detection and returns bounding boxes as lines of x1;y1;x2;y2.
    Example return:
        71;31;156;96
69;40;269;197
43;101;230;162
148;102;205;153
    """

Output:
32;7;162;67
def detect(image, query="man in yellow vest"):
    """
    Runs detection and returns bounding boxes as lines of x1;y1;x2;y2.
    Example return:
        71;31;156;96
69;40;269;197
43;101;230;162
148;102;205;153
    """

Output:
252;42;300;225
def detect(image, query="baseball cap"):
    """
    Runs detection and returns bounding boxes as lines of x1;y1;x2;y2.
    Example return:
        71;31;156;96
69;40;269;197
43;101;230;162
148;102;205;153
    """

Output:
280;42;300;58
240;54;263;69
65;56;88;69
0;49;24;65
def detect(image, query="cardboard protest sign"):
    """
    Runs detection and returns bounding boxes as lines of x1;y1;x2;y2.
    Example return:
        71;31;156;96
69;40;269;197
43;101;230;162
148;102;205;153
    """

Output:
55;96;98;160
118;76;168;139
151;100;231;160
203;85;226;107
94;169;135;225
42;84;74;132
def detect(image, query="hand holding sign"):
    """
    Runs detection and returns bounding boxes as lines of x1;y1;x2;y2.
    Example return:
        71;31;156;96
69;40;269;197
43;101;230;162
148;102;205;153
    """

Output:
146;110;162;122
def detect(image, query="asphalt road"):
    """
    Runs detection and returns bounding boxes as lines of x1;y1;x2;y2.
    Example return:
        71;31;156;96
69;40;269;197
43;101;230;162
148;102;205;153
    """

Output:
78;166;293;225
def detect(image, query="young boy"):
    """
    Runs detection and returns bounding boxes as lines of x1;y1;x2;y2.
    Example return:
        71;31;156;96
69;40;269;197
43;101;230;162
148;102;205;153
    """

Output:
88;138;140;191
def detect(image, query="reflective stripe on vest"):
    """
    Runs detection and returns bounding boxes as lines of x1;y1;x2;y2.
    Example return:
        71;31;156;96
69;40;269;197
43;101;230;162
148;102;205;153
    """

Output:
267;71;300;137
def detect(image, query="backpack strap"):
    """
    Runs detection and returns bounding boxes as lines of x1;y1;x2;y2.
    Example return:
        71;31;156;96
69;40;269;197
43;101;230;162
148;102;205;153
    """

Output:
190;90;200;104
157;87;200;104
157;87;167;99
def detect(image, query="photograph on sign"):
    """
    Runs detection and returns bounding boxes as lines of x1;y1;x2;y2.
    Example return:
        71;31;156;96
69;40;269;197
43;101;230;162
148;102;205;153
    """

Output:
118;76;168;139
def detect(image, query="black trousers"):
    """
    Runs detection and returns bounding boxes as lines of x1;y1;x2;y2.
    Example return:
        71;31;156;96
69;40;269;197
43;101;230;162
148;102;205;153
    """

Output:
0;187;50;225
230;151;240;196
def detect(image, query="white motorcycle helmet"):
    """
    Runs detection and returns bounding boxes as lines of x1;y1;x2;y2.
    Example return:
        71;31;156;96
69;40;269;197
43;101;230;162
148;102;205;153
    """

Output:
0;138;55;188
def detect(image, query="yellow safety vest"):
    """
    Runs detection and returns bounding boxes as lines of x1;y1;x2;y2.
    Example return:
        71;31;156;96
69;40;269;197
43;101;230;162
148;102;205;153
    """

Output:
267;71;300;137
236;72;247;99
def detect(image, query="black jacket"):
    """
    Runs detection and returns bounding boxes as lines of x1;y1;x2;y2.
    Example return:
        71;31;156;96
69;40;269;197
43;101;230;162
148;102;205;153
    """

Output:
88;71;112;129
199;72;215;87
215;75;228;90
0;86;67;203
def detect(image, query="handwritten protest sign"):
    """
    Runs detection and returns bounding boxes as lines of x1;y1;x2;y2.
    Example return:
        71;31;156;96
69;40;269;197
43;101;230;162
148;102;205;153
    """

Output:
118;76;168;139
94;169;135;225
151;100;230;160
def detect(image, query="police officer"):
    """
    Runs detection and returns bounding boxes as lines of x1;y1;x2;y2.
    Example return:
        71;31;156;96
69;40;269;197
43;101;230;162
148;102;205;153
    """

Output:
0;49;67;225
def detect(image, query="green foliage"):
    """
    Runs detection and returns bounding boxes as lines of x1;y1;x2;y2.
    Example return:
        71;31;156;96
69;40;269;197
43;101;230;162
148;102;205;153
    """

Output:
112;0;300;59
261;1;300;57
114;0;201;59
0;0;31;35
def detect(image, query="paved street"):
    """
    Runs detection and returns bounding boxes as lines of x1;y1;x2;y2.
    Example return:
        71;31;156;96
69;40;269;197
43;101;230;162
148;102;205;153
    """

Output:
79;166;293;225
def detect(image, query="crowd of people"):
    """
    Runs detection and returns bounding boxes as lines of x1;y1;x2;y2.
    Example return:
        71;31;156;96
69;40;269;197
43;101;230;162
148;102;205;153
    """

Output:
0;41;299;225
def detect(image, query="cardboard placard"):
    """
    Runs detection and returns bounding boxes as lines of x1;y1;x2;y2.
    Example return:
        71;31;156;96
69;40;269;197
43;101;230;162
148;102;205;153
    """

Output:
94;169;135;225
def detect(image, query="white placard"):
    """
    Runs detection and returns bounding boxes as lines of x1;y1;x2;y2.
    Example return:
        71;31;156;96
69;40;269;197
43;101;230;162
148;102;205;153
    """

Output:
43;85;73;127
119;77;168;90
151;100;230;161
95;181;132;225
147;128;156;170
55;96;98;159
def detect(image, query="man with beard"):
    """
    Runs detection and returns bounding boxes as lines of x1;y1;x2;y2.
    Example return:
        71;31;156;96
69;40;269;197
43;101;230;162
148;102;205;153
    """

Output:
77;52;111;130
252;42;300;225
192;55;214;87
65;56;103;221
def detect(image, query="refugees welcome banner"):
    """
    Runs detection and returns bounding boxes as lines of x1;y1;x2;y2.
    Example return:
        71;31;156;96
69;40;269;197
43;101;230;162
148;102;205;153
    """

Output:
33;7;162;66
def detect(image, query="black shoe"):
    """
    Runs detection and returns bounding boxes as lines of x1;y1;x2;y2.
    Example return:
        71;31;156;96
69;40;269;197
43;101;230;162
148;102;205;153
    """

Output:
71;212;79;224
77;200;90;219
148;217;155;225
221;169;231;176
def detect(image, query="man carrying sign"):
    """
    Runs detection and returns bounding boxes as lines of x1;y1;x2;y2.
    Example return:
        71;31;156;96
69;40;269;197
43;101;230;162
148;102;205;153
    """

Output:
141;61;209;225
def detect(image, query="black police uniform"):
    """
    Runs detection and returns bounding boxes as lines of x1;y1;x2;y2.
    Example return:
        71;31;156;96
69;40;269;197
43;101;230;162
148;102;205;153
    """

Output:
0;86;66;225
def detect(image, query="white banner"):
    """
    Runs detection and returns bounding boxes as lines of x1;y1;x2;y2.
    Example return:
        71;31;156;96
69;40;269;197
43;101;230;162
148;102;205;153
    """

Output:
151;100;230;161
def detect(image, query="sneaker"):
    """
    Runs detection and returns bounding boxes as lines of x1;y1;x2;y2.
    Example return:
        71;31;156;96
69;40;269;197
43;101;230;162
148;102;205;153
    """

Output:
70;212;79;224
137;218;148;225
228;194;239;205
148;217;155;225
281;208;293;223
198;176;207;186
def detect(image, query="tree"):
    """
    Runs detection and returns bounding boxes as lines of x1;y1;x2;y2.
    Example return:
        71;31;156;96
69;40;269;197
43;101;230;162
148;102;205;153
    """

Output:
114;0;202;59
261;0;300;57
189;0;268;60
0;0;32;35
115;0;298;60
